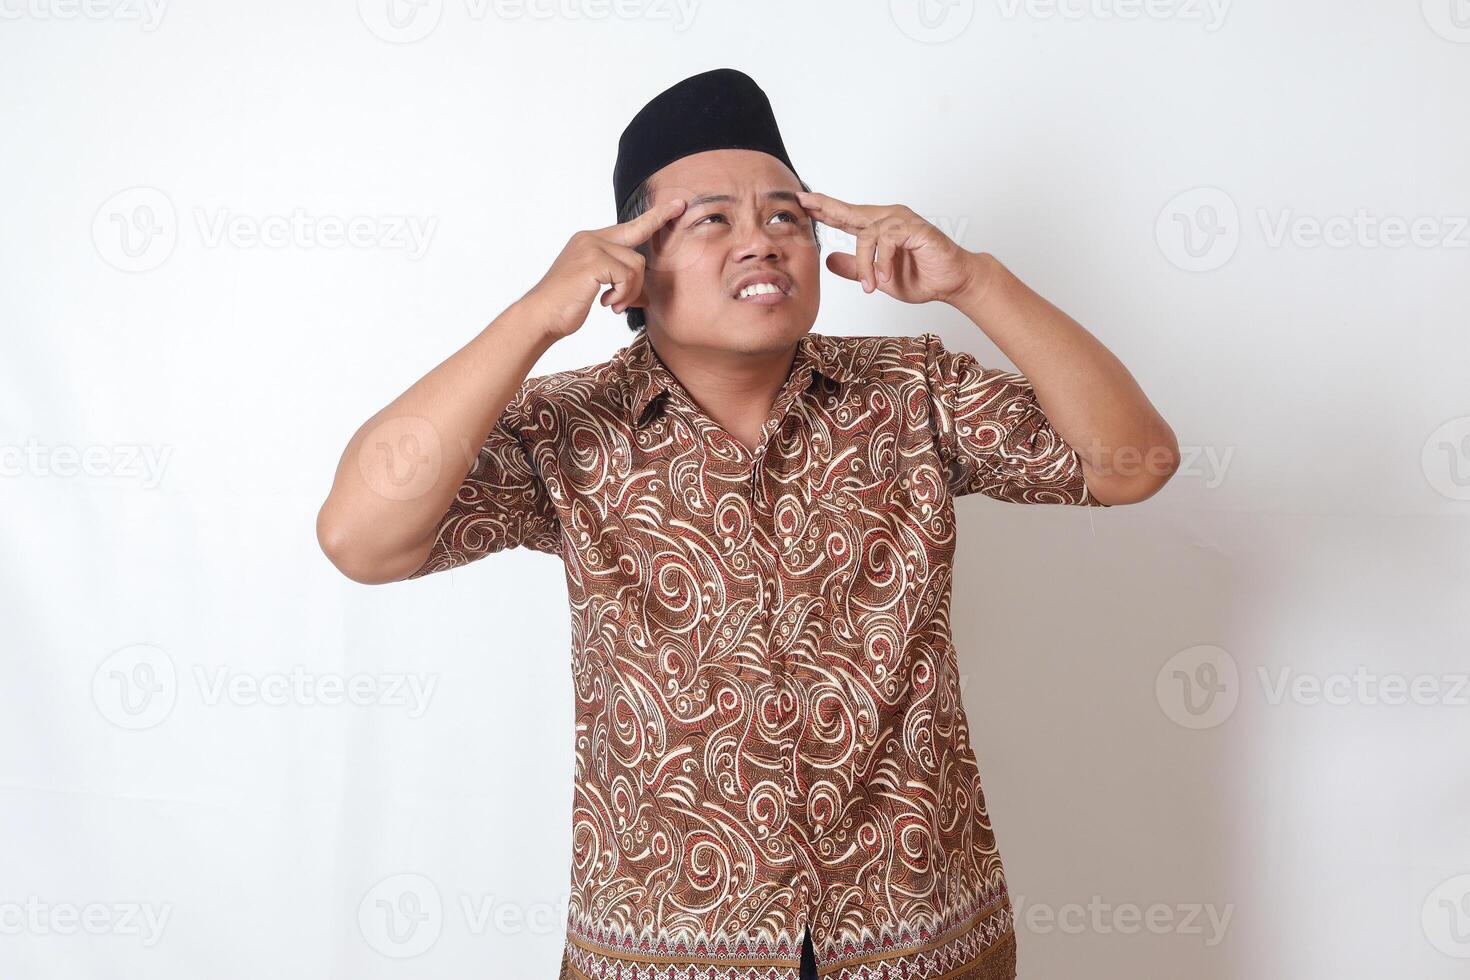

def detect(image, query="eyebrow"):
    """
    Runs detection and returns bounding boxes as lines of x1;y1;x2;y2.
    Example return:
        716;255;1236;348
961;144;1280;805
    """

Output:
685;190;802;209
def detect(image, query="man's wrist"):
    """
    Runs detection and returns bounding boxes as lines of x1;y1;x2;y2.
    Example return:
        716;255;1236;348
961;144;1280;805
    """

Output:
945;251;1003;314
499;293;565;349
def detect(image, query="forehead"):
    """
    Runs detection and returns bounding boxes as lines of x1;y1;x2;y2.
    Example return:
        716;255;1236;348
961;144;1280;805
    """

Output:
646;148;800;206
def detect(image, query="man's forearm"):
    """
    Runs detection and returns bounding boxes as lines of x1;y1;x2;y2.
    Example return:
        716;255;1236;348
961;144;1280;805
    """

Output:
947;253;1179;503
316;296;560;584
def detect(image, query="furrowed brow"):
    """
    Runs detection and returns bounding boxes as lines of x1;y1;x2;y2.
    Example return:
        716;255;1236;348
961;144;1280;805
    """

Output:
687;193;735;209
686;191;802;208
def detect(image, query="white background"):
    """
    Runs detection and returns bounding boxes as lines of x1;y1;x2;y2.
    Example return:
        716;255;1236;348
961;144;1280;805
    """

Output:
3;1;1468;977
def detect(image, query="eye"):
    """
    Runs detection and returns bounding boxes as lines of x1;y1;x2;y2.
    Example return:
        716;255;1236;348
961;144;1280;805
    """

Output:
694;213;727;225
770;210;798;224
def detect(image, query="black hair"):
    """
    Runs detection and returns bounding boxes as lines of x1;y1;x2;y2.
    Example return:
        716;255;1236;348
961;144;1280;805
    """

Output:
614;175;823;332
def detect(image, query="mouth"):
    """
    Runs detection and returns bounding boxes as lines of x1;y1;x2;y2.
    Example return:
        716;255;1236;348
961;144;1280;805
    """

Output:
732;273;792;304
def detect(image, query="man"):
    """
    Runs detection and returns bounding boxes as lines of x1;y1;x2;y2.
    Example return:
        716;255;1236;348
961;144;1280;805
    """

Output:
318;68;1177;980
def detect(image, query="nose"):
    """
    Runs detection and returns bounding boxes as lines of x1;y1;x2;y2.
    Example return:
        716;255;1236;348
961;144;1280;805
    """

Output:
734;216;785;264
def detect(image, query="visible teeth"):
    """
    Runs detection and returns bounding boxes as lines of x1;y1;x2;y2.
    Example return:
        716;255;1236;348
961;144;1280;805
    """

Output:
738;282;782;299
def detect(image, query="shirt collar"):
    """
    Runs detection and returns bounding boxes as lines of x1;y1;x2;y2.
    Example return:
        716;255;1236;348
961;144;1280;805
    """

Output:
622;330;861;429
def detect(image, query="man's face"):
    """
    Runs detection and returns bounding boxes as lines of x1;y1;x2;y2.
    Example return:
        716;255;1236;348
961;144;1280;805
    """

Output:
636;148;821;356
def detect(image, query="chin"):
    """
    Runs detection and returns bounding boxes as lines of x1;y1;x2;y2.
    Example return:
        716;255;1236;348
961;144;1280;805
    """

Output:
729;313;812;345
659;301;815;352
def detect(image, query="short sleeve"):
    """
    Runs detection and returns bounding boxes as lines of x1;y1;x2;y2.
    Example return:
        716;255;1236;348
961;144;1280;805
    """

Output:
407;389;563;579
920;332;1109;506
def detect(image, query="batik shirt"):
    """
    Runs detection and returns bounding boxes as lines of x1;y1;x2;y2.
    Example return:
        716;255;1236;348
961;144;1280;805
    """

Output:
409;329;1107;980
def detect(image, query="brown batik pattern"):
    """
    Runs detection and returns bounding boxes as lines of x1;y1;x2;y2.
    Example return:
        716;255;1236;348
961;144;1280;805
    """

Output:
411;329;1107;979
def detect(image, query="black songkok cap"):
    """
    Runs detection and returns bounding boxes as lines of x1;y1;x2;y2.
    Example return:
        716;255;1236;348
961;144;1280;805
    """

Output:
613;68;799;216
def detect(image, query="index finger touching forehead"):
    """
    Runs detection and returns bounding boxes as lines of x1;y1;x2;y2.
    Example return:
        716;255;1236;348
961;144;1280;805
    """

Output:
614;196;687;247
647;179;699;211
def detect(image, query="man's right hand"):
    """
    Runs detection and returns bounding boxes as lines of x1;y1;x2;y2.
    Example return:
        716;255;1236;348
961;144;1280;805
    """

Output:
317;198;688;584
521;197;688;339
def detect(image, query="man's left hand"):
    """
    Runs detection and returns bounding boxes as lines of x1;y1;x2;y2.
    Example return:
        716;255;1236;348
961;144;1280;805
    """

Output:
795;190;989;306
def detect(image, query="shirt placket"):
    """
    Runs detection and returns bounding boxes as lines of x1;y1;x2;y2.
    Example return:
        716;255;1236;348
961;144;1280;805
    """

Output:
741;386;818;957
655;358;817;943
738;376;809;687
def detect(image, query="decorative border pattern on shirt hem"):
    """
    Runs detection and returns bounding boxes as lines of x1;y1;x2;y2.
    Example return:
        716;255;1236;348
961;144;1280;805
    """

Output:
561;889;1014;980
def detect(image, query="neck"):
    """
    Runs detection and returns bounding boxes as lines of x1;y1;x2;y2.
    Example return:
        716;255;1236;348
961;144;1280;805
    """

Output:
644;328;801;452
